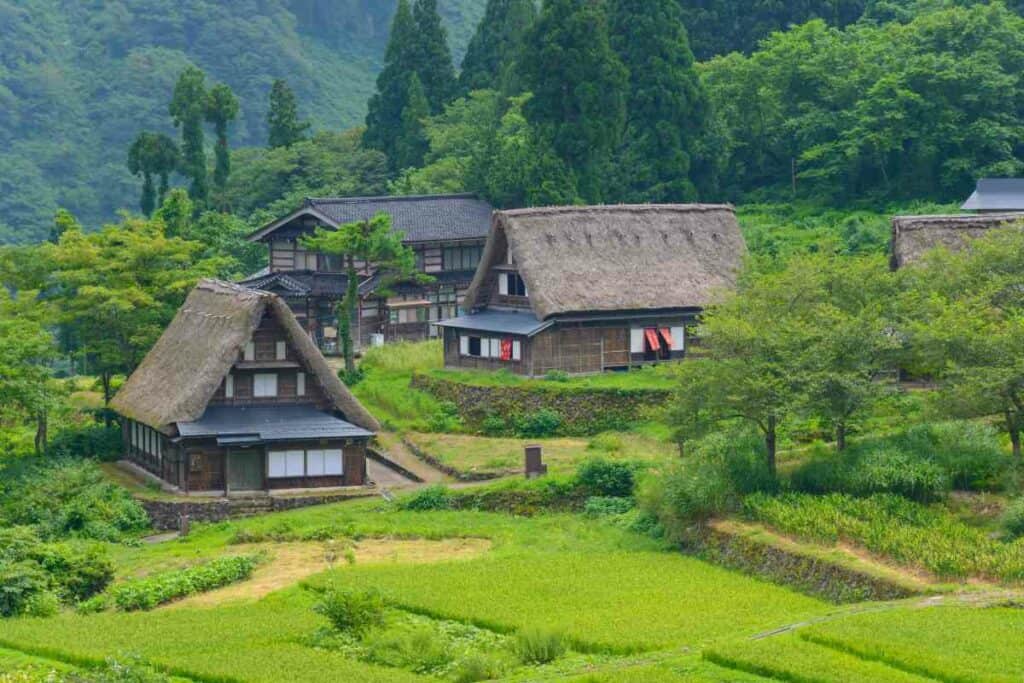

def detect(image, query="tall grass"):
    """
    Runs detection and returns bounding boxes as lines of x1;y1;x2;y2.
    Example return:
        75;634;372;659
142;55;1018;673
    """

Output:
352;341;447;432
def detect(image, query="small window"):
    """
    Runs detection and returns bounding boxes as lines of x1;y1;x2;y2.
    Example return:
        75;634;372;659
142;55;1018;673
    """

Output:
468;336;482;357
297;372;306;397
324;449;343;475
225;373;234;398
253;373;278;398
276;341;287;360
243;342;255;361
488;338;501;358
286;450;305;476
321;254;342;272
306;449;325;476
512;340;521;361
268;451;288;478
504;273;527;297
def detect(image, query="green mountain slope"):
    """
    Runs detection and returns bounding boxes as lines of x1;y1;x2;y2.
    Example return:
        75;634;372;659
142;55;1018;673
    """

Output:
0;0;484;243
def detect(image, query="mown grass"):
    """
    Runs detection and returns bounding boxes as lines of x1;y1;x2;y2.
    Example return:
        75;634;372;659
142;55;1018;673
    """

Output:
304;551;827;653
744;493;1024;582
405;431;672;477
802;606;1024;682
705;633;933;682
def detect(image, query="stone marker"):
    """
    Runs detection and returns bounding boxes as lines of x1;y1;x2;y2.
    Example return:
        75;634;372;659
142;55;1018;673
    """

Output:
525;445;547;479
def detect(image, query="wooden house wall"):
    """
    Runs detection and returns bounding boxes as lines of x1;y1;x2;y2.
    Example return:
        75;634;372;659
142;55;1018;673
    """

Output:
123;419;185;488
442;327;531;375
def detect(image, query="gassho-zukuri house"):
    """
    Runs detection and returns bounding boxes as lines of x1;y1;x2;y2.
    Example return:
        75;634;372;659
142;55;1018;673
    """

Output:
110;280;381;495
436;204;747;376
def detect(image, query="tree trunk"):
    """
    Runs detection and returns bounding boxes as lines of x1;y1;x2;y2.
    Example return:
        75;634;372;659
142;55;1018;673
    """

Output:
34;411;47;455
836;422;847;452
765;415;777;479
340;256;358;376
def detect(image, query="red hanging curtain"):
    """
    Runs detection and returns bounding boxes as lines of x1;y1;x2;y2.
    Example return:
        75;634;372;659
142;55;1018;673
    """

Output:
500;337;513;361
644;328;661;351
659;327;674;349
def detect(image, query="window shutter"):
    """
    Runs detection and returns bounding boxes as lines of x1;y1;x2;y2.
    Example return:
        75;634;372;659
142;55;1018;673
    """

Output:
671;326;685;351
512;340;522;361
630;329;644;354
306;450;325;476
225;373;234;398
268;452;287;478
296;372;306;396
489;338;501;358
324;449;343;475
286;450;305;477
276;341;287;360
244;341;255;361
499;273;509;296
254;373;278;397
459;335;469;355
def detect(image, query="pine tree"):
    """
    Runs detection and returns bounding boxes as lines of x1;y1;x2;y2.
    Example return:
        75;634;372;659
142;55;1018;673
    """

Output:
169;67;209;204
459;0;537;94
364;0;419;167
411;0;457;113
205;83;239;197
394;74;431;171
267;79;310;148
127;132;180;216
608;0;709;202
517;0;628;203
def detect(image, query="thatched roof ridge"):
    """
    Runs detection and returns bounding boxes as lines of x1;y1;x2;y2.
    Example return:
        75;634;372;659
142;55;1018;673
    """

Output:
111;279;379;434
890;213;1024;269
463;204;746;319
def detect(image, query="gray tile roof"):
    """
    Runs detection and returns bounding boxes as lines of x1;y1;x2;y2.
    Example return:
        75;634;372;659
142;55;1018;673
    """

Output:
176;405;374;443
435;309;553;337
962;179;1024;211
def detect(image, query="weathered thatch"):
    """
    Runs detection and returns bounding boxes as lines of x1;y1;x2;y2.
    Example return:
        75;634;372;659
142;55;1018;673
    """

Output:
110;279;379;434
890;214;1024;269
462;204;746;319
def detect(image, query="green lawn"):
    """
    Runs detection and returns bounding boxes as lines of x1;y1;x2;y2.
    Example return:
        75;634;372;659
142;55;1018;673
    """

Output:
405;431;673;477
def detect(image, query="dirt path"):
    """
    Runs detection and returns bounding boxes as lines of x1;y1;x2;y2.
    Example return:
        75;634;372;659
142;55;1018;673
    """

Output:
166;537;492;608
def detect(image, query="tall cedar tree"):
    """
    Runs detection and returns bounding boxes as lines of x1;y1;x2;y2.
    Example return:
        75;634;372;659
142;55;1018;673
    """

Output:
205;83;240;197
459;0;537;94
411;0;458;113
169;67;209;203
127;132;179;216
608;0;709;203
394;74;431;171
517;0;628;203
364;0;420;167
267;79;310;148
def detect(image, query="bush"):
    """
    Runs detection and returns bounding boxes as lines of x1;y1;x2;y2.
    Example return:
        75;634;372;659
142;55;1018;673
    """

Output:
23;589;60;617
313;587;386;635
33;541;115;602
110;554;259;611
452;652;508;683
363;625;449;674
480;414;508;437
399;485;455;511
0;560;50;617
427;401;462;433
511;627;566;664
1003;498;1024;540
576;458;636;498
638;459;735;541
847;450;949;503
690;430;777;496
543;370;570;382
513;409;562;438
46;423;123;461
902;421;1007;491
583;496;635;517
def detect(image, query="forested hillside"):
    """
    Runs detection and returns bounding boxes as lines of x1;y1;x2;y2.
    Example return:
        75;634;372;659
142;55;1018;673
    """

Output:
0;0;484;243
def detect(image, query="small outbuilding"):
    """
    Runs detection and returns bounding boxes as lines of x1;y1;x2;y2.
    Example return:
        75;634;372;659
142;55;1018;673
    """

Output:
110;280;380;495
436;204;746;376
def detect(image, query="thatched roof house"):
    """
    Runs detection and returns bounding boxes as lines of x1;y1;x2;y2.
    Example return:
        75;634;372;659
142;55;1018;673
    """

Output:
111;279;378;494
890;214;1024;269
438;204;746;376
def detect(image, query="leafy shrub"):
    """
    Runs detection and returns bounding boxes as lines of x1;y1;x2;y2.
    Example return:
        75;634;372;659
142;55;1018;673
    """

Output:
0;560;50;617
0;458;149;542
583;496;635;517
847;450;949;503
511;627;566;664
638;459;735;541
452;652;508;683
902;421;1007;491
575;458;636;498
23;589;60;617
1003;498;1024;540
313;587;386;635
338;366;365;387
690;430;777;496
110;554;259;611
543;370;570;382
33;541;115;602
46;424;122;461
480;414;508;437
427;401;462;433
399;484;455;511
363;625;449;674
513;409;562;438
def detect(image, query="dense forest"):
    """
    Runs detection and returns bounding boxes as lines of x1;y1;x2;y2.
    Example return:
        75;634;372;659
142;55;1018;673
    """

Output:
4;0;1024;244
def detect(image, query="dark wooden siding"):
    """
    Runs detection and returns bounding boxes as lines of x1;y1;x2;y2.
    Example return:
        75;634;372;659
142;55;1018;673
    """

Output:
442;327;531;375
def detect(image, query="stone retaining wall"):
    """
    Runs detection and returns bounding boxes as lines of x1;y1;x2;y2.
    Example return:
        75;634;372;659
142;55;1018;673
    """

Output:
412;373;670;436
690;527;922;604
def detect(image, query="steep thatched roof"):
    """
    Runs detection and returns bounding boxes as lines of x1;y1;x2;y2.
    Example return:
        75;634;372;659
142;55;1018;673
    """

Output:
110;280;379;434
462;204;746;320
890;213;1024;269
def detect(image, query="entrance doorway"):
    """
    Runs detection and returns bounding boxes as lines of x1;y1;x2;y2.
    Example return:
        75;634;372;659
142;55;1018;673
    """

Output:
228;449;264;492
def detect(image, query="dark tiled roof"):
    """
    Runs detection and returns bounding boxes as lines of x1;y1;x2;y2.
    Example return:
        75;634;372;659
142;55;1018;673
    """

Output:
962;179;1024;211
238;272;379;298
307;194;493;242
177;405;373;442
435;309;553;337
